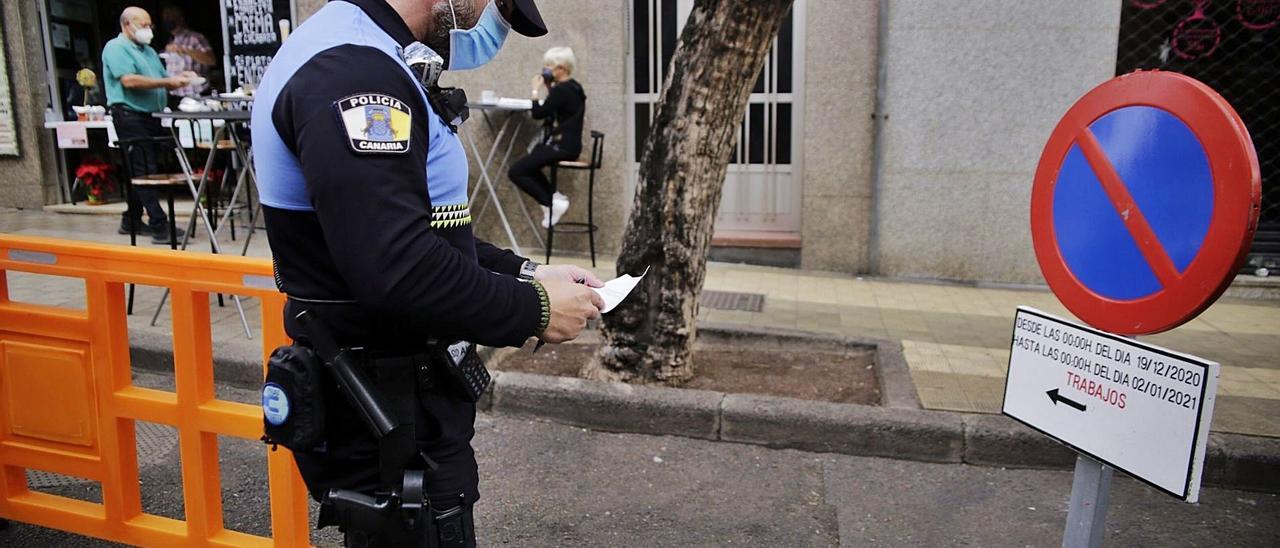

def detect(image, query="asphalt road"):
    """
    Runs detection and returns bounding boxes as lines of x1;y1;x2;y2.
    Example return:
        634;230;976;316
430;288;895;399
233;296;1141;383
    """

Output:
3;373;1277;547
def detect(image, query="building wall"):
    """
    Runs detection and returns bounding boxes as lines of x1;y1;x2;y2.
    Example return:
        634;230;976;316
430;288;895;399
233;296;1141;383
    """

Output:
799;0;878;272
0;1;59;208
295;0;325;20
873;0;1121;283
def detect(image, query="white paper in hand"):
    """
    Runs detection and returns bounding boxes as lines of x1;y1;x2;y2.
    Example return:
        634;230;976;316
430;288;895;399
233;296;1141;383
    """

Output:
592;267;649;313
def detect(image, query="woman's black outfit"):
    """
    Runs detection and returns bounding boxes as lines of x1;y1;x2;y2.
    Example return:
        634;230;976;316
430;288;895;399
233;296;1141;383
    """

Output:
508;79;586;206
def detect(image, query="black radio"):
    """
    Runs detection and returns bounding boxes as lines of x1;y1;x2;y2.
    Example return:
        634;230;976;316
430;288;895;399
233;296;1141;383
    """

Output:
423;340;490;403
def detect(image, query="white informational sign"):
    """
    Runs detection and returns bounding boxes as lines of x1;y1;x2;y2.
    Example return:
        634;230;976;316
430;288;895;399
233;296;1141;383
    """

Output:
55;124;89;149
51;23;72;50
1003;307;1218;502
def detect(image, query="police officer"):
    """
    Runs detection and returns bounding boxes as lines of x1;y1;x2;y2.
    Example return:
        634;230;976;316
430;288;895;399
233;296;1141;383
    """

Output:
251;0;604;545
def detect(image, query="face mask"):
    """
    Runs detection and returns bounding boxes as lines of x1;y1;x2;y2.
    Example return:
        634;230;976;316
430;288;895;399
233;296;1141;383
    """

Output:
446;0;510;71
541;67;554;84
133;26;154;45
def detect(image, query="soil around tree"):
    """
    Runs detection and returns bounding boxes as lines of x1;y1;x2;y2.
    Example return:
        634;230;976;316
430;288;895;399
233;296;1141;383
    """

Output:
493;339;880;405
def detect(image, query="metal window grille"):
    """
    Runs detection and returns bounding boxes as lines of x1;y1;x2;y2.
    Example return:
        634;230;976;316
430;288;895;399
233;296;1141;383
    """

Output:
1116;0;1280;275
627;0;804;233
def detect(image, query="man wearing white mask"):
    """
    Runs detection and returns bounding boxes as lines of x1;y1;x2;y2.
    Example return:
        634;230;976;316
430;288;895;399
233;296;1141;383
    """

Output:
252;1;603;546
102;6;195;243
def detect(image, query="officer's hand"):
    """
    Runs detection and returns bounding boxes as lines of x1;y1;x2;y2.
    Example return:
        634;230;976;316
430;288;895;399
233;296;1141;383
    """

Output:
534;264;605;288
539;279;605;343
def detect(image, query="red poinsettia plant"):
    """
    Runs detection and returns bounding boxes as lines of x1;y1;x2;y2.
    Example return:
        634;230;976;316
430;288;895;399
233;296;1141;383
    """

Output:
75;157;116;204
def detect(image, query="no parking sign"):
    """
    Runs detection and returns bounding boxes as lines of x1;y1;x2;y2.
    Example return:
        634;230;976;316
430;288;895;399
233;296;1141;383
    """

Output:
1007;71;1259;542
1030;71;1261;335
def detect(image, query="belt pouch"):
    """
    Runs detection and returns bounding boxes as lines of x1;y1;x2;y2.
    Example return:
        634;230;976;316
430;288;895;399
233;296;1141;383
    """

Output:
262;344;327;451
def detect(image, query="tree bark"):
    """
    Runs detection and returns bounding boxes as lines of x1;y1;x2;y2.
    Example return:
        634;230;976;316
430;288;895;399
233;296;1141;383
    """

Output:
583;0;795;384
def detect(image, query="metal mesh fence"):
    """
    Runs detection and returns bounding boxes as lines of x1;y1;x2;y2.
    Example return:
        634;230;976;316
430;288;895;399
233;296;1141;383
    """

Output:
1116;0;1280;275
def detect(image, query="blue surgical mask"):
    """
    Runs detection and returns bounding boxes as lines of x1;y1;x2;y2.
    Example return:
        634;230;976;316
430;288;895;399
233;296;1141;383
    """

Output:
447;0;510;71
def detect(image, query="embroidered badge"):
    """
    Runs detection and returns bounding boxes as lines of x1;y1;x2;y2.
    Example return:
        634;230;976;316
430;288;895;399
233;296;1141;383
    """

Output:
335;93;412;154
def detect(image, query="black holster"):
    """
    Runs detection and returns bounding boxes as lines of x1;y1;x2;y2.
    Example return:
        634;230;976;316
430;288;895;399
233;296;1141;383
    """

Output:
290;311;474;547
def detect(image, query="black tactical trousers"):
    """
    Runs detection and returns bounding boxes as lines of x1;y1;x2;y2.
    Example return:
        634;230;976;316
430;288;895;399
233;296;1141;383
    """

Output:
293;354;479;546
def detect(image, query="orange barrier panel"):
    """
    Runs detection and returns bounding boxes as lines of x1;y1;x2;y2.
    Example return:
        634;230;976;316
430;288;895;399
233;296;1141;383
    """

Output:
0;234;311;546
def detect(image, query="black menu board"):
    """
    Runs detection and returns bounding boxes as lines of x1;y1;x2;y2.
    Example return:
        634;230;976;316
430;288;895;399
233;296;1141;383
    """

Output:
221;0;292;91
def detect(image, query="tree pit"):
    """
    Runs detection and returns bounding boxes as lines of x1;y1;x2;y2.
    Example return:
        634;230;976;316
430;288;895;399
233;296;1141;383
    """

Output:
491;328;880;406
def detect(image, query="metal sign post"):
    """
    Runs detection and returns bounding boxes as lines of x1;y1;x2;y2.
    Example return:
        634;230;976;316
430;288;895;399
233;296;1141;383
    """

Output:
1016;70;1261;547
1063;456;1113;548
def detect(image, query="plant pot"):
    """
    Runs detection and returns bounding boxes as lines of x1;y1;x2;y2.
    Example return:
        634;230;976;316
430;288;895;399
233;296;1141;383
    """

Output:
86;194;108;206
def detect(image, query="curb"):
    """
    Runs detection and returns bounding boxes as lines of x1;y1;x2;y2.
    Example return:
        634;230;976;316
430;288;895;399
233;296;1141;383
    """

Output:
487;370;1278;493
129;329;1280;494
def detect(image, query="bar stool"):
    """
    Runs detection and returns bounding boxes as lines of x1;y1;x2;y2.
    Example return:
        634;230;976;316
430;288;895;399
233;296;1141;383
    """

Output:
129;173;188;248
194;138;239;239
546;131;604;266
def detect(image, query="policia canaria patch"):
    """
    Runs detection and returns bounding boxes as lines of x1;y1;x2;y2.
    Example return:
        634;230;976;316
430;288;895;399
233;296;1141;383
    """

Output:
335;93;412;154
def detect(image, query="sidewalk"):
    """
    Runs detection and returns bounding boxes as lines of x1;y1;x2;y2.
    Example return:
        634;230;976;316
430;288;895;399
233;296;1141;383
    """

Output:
3;206;1278;438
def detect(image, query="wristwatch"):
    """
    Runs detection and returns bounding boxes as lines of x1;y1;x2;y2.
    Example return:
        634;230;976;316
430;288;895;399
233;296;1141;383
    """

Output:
518;260;540;281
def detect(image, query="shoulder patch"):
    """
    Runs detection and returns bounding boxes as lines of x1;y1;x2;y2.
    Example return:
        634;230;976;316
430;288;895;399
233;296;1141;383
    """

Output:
334;93;413;154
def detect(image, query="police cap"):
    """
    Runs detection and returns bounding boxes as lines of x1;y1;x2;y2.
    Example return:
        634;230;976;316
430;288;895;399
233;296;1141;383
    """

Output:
498;0;547;37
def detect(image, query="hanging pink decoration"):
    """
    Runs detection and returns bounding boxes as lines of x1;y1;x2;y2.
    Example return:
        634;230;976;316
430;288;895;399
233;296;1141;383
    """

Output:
1172;0;1223;59
1237;0;1280;30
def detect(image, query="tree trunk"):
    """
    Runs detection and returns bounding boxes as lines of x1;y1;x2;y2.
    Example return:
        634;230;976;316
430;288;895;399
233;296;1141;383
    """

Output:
583;0;795;384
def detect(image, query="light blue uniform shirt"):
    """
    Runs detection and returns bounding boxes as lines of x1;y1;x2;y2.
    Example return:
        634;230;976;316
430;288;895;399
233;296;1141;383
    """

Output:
101;34;168;112
252;1;470;212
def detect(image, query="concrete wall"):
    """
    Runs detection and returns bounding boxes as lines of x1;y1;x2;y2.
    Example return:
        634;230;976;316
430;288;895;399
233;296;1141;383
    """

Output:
799;0;878;272
295;0;325;20
873;0;1121;283
0;1;59;208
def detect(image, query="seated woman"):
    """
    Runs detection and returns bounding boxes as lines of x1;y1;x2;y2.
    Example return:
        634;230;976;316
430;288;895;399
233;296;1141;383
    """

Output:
508;46;586;228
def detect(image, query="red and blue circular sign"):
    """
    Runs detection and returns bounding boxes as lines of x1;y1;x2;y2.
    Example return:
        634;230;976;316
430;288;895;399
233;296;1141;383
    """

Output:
1031;71;1260;335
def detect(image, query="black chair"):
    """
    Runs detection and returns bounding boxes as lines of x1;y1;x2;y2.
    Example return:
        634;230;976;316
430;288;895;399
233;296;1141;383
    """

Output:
546;131;604;266
116;135;187;314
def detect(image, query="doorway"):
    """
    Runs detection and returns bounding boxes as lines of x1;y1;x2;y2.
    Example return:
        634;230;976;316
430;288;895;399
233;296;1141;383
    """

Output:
626;0;806;235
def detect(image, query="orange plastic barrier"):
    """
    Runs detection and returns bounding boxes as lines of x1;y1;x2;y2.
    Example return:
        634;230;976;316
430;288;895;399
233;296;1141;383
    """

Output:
0;234;311;546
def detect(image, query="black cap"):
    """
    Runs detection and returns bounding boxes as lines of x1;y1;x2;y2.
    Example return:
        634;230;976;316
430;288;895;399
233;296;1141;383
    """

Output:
503;0;547;37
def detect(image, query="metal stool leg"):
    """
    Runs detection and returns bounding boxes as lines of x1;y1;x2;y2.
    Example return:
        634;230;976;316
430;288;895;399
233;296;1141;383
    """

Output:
167;190;178;249
122;145;139;315
545;164;557;264
587;164;597;268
